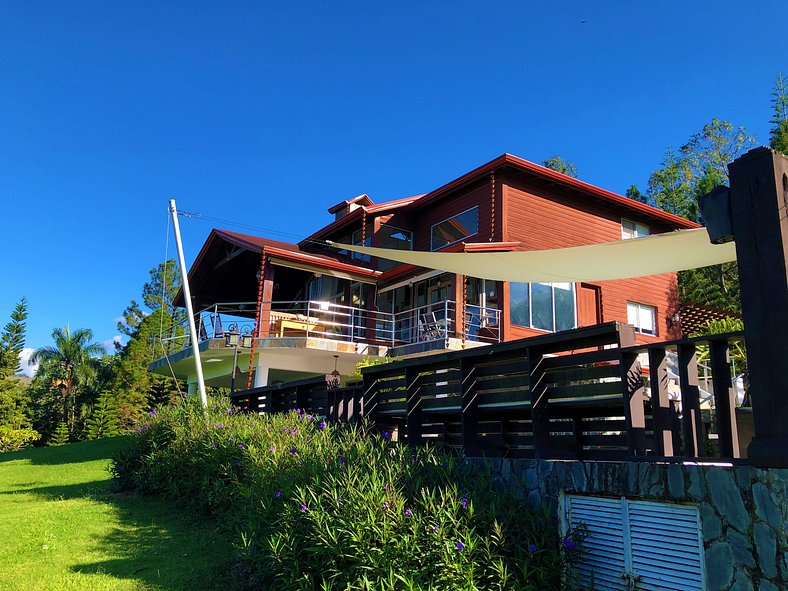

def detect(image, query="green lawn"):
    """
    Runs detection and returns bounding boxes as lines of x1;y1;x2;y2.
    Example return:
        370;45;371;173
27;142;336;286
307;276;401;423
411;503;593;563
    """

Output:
0;438;236;591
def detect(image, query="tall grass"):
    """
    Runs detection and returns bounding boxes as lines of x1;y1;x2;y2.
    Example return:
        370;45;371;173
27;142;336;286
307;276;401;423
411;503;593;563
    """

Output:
112;398;584;590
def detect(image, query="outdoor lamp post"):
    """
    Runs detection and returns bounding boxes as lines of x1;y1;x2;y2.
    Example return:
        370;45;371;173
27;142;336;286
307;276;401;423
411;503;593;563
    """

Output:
225;328;241;393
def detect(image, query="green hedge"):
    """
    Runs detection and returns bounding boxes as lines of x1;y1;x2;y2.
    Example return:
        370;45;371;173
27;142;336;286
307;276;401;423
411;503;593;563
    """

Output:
112;398;585;590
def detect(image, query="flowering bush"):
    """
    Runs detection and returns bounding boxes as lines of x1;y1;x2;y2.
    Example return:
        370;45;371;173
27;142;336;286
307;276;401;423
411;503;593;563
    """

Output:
112;397;584;590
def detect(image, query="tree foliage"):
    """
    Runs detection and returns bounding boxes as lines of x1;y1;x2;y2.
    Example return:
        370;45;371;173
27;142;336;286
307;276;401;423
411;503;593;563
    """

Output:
0;297;28;378
29;327;105;435
542;155;578;178
48;421;70;446
83;390;121;440
770;73;788;155
113;260;185;430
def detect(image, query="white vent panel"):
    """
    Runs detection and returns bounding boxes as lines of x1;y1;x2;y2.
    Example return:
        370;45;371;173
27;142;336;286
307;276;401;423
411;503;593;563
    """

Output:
563;495;705;591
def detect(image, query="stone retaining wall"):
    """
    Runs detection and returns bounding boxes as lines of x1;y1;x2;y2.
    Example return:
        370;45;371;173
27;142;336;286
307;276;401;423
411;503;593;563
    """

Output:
463;458;787;591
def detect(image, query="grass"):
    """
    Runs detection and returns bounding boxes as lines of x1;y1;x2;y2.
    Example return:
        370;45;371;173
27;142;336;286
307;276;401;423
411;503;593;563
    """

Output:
0;437;236;591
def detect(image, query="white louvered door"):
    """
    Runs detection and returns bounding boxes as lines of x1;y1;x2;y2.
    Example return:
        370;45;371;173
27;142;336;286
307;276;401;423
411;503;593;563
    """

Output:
563;495;704;591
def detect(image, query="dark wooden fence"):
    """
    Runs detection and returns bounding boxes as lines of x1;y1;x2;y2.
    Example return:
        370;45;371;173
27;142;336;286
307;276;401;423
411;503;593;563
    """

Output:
230;322;747;463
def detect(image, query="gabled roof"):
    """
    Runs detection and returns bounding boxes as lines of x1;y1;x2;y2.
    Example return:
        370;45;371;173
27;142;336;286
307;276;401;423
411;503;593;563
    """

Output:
327;194;374;215
173;229;380;307
300;194;425;246
410;153;699;229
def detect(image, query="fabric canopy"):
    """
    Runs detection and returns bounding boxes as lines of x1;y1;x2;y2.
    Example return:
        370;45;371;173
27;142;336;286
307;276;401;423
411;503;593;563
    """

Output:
329;228;737;283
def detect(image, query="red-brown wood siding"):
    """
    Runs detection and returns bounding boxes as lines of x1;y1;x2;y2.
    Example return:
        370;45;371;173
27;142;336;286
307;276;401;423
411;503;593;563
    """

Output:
501;176;681;343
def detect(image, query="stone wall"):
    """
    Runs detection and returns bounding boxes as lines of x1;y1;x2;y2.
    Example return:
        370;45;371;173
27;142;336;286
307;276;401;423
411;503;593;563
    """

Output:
463;458;787;591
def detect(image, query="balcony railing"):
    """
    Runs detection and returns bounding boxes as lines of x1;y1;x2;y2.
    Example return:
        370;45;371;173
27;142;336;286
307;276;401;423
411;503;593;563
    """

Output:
156;300;501;356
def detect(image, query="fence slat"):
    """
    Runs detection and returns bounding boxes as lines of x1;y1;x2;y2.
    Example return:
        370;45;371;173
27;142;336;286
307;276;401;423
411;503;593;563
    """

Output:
678;344;704;457
648;347;675;457
709;338;740;459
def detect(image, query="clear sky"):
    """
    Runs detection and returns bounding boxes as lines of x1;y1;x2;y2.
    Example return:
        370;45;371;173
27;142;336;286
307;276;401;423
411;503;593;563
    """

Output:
2;1;786;372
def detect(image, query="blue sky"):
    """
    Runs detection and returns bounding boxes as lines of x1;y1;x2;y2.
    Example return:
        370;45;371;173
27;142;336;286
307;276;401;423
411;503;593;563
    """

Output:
1;1;786;370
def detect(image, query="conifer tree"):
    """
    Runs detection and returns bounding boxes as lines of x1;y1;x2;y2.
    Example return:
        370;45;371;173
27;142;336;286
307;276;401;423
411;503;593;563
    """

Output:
48;421;69;446
83;391;120;440
770;73;788;155
0;297;28;378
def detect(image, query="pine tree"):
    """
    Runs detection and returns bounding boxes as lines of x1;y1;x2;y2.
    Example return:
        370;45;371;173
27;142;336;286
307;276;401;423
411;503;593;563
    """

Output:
0;297;28;378
770;73;788;155
83;391;120;440
48;421;69;446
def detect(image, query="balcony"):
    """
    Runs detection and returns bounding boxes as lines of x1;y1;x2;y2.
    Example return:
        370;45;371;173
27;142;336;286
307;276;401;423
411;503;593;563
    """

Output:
156;300;501;358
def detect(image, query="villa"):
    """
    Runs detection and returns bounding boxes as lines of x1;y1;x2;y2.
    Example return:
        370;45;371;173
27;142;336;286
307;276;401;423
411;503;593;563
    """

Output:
149;153;697;393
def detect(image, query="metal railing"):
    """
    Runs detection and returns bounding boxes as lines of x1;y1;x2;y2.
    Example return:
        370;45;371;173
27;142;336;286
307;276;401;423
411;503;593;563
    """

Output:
155;300;502;356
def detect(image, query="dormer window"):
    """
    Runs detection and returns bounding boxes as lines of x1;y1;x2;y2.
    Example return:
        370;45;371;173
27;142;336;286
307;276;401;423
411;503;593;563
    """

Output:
621;219;650;239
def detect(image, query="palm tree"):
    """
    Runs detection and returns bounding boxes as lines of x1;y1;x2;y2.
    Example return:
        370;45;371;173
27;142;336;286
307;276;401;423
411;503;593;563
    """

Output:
30;327;105;433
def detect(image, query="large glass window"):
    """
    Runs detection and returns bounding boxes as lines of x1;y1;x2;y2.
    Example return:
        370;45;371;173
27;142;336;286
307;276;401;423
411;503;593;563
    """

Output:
510;282;576;332
431;206;479;251
376;224;413;271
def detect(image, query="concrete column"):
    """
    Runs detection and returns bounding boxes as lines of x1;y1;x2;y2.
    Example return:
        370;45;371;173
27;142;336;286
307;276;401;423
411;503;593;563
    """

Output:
253;360;270;388
728;147;788;468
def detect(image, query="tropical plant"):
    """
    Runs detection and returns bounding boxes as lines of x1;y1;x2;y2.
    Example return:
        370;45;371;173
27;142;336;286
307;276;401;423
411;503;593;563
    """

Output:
0;426;39;452
29;327;105;434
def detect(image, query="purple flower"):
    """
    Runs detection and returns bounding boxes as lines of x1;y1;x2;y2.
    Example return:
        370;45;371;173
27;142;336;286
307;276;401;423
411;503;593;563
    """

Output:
404;509;412;517
283;427;289;432
210;443;216;449
291;428;297;435
149;410;156;417
269;445;276;452
306;414;312;420
337;496;342;504
238;444;244;449
228;437;234;443
382;502;389;509
296;408;302;415
275;491;281;498
383;485;389;491
562;538;577;551
136;427;142;433
142;424;149;430
528;543;537;553
320;421;327;430
383;431;391;440
339;457;346;465
300;504;307;512
432;524;440;533
455;541;464;551
290;447;297;454
461;500;467;510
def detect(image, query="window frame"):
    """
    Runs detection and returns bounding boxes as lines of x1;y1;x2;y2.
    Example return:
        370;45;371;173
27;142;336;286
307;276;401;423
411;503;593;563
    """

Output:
621;218;650;240
509;282;577;333
627;301;657;336
430;206;479;251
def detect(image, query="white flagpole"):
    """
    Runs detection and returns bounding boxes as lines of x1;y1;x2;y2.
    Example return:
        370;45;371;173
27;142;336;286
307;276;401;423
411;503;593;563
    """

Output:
169;199;208;408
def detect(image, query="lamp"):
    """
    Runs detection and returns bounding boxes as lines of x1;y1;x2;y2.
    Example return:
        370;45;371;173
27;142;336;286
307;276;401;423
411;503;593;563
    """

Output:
225;322;240;347
240;333;254;348
326;355;341;389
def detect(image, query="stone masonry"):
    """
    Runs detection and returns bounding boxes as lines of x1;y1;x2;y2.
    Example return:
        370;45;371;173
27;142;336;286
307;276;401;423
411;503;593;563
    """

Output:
464;458;787;591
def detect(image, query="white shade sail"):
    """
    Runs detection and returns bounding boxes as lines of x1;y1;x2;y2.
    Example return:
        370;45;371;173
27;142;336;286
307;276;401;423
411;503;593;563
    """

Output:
330;228;736;283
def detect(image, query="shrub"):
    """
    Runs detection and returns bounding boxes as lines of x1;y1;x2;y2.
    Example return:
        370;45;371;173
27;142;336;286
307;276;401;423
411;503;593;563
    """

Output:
112;398;584;590
0;426;40;452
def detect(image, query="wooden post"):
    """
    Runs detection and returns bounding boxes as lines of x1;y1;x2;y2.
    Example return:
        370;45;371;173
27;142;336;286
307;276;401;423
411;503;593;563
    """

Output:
621;352;647;457
460;358;481;456
678;344;704;457
729;148;788;467
529;350;550;459
648;348;675;457
709;338;739;459
405;366;423;445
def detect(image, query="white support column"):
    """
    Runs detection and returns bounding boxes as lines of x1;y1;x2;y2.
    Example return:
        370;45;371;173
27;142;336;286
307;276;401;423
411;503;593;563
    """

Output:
253;360;270;388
